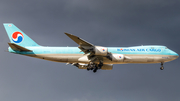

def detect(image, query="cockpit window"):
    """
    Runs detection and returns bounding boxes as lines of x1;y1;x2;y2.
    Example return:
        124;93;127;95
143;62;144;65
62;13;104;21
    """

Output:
165;47;168;49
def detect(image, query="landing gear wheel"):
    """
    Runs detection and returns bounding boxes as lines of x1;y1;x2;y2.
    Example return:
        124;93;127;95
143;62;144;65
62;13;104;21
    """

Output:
93;69;97;73
160;62;164;70
93;66;98;73
160;66;164;70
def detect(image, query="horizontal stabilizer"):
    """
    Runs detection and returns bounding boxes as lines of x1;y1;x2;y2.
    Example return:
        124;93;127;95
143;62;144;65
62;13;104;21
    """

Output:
8;43;32;52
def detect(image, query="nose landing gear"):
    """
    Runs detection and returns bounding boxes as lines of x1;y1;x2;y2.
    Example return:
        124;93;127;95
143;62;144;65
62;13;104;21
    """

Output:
160;62;164;70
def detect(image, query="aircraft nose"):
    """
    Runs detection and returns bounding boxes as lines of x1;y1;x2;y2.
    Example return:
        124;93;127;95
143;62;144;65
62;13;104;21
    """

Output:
170;50;179;59
175;52;179;59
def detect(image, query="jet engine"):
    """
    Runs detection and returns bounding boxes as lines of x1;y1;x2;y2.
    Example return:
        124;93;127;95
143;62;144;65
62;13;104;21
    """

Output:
94;46;108;56
111;54;124;62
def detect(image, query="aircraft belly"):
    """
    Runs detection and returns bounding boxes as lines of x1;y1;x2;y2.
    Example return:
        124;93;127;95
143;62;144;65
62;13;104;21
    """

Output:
25;54;174;64
24;54;81;63
122;54;173;64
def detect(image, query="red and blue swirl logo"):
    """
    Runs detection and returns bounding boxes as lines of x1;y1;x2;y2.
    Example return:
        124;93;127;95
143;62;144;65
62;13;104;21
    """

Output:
12;32;24;43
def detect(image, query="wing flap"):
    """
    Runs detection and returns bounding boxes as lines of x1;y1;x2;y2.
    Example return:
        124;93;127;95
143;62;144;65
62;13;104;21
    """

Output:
8;43;32;52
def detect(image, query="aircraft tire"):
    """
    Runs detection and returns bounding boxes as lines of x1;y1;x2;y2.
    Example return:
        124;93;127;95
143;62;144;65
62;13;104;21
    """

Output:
160;66;164;70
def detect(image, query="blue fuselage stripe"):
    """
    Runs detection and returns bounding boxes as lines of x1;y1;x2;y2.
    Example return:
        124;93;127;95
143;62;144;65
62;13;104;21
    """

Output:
8;45;178;56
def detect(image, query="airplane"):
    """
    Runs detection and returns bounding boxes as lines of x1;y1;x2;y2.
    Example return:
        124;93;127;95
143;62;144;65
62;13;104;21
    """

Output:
3;23;179;73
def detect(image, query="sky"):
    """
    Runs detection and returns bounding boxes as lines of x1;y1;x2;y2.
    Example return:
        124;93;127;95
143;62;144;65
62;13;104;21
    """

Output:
0;0;180;101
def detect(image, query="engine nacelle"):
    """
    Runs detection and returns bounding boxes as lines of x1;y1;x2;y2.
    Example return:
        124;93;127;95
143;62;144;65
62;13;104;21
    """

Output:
111;54;124;62
101;64;113;70
94;46;108;56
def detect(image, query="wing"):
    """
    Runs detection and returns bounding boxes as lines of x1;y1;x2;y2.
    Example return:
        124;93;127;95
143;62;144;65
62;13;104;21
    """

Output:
65;33;94;46
65;33;115;73
65;33;94;54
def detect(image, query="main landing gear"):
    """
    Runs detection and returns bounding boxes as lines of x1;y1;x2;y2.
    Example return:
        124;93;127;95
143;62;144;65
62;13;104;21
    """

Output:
160;62;164;70
87;61;103;73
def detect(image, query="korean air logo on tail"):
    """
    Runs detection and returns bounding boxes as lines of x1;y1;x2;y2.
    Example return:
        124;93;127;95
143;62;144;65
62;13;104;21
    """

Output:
12;31;24;43
102;49;105;51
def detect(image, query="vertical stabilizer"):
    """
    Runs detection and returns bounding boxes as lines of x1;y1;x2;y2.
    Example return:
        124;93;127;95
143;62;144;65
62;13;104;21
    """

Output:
3;23;39;47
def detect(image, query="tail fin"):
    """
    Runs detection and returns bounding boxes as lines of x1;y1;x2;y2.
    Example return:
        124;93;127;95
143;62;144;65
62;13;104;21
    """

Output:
3;23;39;47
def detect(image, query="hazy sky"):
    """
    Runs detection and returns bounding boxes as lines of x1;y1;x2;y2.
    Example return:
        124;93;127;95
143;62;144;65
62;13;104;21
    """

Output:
0;0;180;101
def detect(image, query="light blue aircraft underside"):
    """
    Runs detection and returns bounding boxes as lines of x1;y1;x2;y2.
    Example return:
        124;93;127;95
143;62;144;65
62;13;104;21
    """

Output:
4;23;179;72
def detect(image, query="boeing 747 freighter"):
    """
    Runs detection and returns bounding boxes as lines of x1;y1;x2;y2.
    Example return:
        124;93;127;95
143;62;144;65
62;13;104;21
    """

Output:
4;23;179;73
